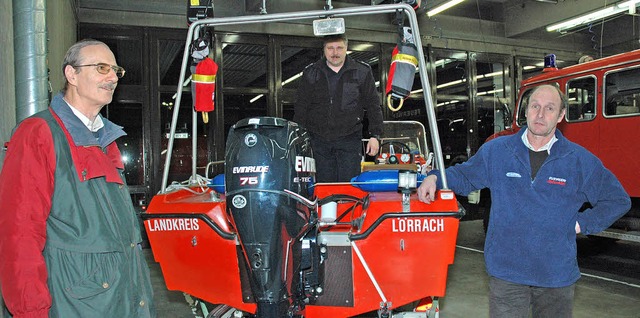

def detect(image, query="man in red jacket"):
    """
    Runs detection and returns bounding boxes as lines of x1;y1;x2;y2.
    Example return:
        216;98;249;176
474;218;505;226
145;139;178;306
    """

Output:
0;39;155;318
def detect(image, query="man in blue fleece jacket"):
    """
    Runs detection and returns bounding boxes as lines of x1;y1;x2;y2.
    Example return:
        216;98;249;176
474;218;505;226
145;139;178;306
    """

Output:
417;84;630;317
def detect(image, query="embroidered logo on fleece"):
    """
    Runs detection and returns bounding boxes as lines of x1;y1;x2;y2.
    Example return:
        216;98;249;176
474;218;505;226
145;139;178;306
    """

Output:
547;176;567;186
506;172;521;178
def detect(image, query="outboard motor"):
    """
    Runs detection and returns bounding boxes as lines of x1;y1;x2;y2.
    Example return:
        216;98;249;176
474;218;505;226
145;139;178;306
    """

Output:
225;117;319;317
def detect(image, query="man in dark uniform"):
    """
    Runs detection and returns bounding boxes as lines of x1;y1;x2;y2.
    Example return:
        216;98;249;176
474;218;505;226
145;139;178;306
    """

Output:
294;34;383;182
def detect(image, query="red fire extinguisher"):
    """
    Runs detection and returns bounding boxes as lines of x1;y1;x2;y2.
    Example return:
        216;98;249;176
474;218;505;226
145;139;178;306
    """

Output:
192;57;218;123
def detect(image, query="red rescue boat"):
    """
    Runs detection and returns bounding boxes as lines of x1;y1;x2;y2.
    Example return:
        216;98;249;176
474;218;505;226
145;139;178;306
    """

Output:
143;4;462;318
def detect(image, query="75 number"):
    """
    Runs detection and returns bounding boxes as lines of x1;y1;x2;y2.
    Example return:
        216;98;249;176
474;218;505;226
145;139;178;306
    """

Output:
239;176;258;185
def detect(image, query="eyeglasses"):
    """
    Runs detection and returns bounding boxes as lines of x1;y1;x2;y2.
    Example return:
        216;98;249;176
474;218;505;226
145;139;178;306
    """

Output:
72;63;126;78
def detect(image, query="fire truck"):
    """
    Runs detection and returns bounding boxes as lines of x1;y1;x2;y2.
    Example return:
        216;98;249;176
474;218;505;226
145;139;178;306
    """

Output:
486;50;640;243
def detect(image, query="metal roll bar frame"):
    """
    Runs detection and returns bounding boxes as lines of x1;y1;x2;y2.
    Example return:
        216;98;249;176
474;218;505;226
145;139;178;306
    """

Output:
160;3;449;194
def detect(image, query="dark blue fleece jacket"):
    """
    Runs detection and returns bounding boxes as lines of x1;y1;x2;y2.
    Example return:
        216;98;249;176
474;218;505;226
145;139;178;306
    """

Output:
432;127;630;287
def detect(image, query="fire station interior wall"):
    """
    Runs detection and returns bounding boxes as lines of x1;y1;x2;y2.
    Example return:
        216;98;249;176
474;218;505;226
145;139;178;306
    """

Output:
75;0;590;62
2;0;637;207
47;0;78;94
0;1;15;173
0;0;76;173
66;1;597;201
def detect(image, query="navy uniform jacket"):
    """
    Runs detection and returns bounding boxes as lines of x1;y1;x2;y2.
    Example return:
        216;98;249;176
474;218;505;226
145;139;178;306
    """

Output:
294;55;383;141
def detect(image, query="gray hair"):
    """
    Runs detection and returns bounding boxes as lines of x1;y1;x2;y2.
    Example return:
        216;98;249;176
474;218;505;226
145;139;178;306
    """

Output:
61;39;110;94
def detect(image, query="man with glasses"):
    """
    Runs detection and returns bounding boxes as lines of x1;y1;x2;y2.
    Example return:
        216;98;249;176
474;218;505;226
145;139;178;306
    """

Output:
0;39;156;317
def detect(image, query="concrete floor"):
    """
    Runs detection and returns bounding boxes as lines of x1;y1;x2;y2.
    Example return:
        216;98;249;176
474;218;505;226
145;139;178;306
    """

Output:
146;220;640;318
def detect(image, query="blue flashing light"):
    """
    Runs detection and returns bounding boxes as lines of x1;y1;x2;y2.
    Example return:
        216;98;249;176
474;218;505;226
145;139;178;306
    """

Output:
544;54;557;69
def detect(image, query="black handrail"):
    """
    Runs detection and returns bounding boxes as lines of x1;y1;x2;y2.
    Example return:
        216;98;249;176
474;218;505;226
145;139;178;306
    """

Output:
140;212;236;240
140;208;464;242
349;211;464;241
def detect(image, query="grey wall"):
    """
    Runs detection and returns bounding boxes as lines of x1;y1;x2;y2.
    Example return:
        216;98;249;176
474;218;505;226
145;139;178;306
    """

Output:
0;1;16;172
0;0;76;172
48;0;78;94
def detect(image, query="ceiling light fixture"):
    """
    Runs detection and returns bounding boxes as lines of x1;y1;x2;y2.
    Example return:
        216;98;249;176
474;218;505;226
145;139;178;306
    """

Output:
427;0;466;17
546;1;639;32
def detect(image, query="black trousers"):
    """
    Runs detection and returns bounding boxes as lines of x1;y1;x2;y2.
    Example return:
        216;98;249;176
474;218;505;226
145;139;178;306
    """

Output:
310;132;363;183
489;276;575;318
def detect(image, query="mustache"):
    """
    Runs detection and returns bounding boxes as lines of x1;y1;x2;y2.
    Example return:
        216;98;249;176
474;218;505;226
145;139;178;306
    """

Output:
100;82;118;91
